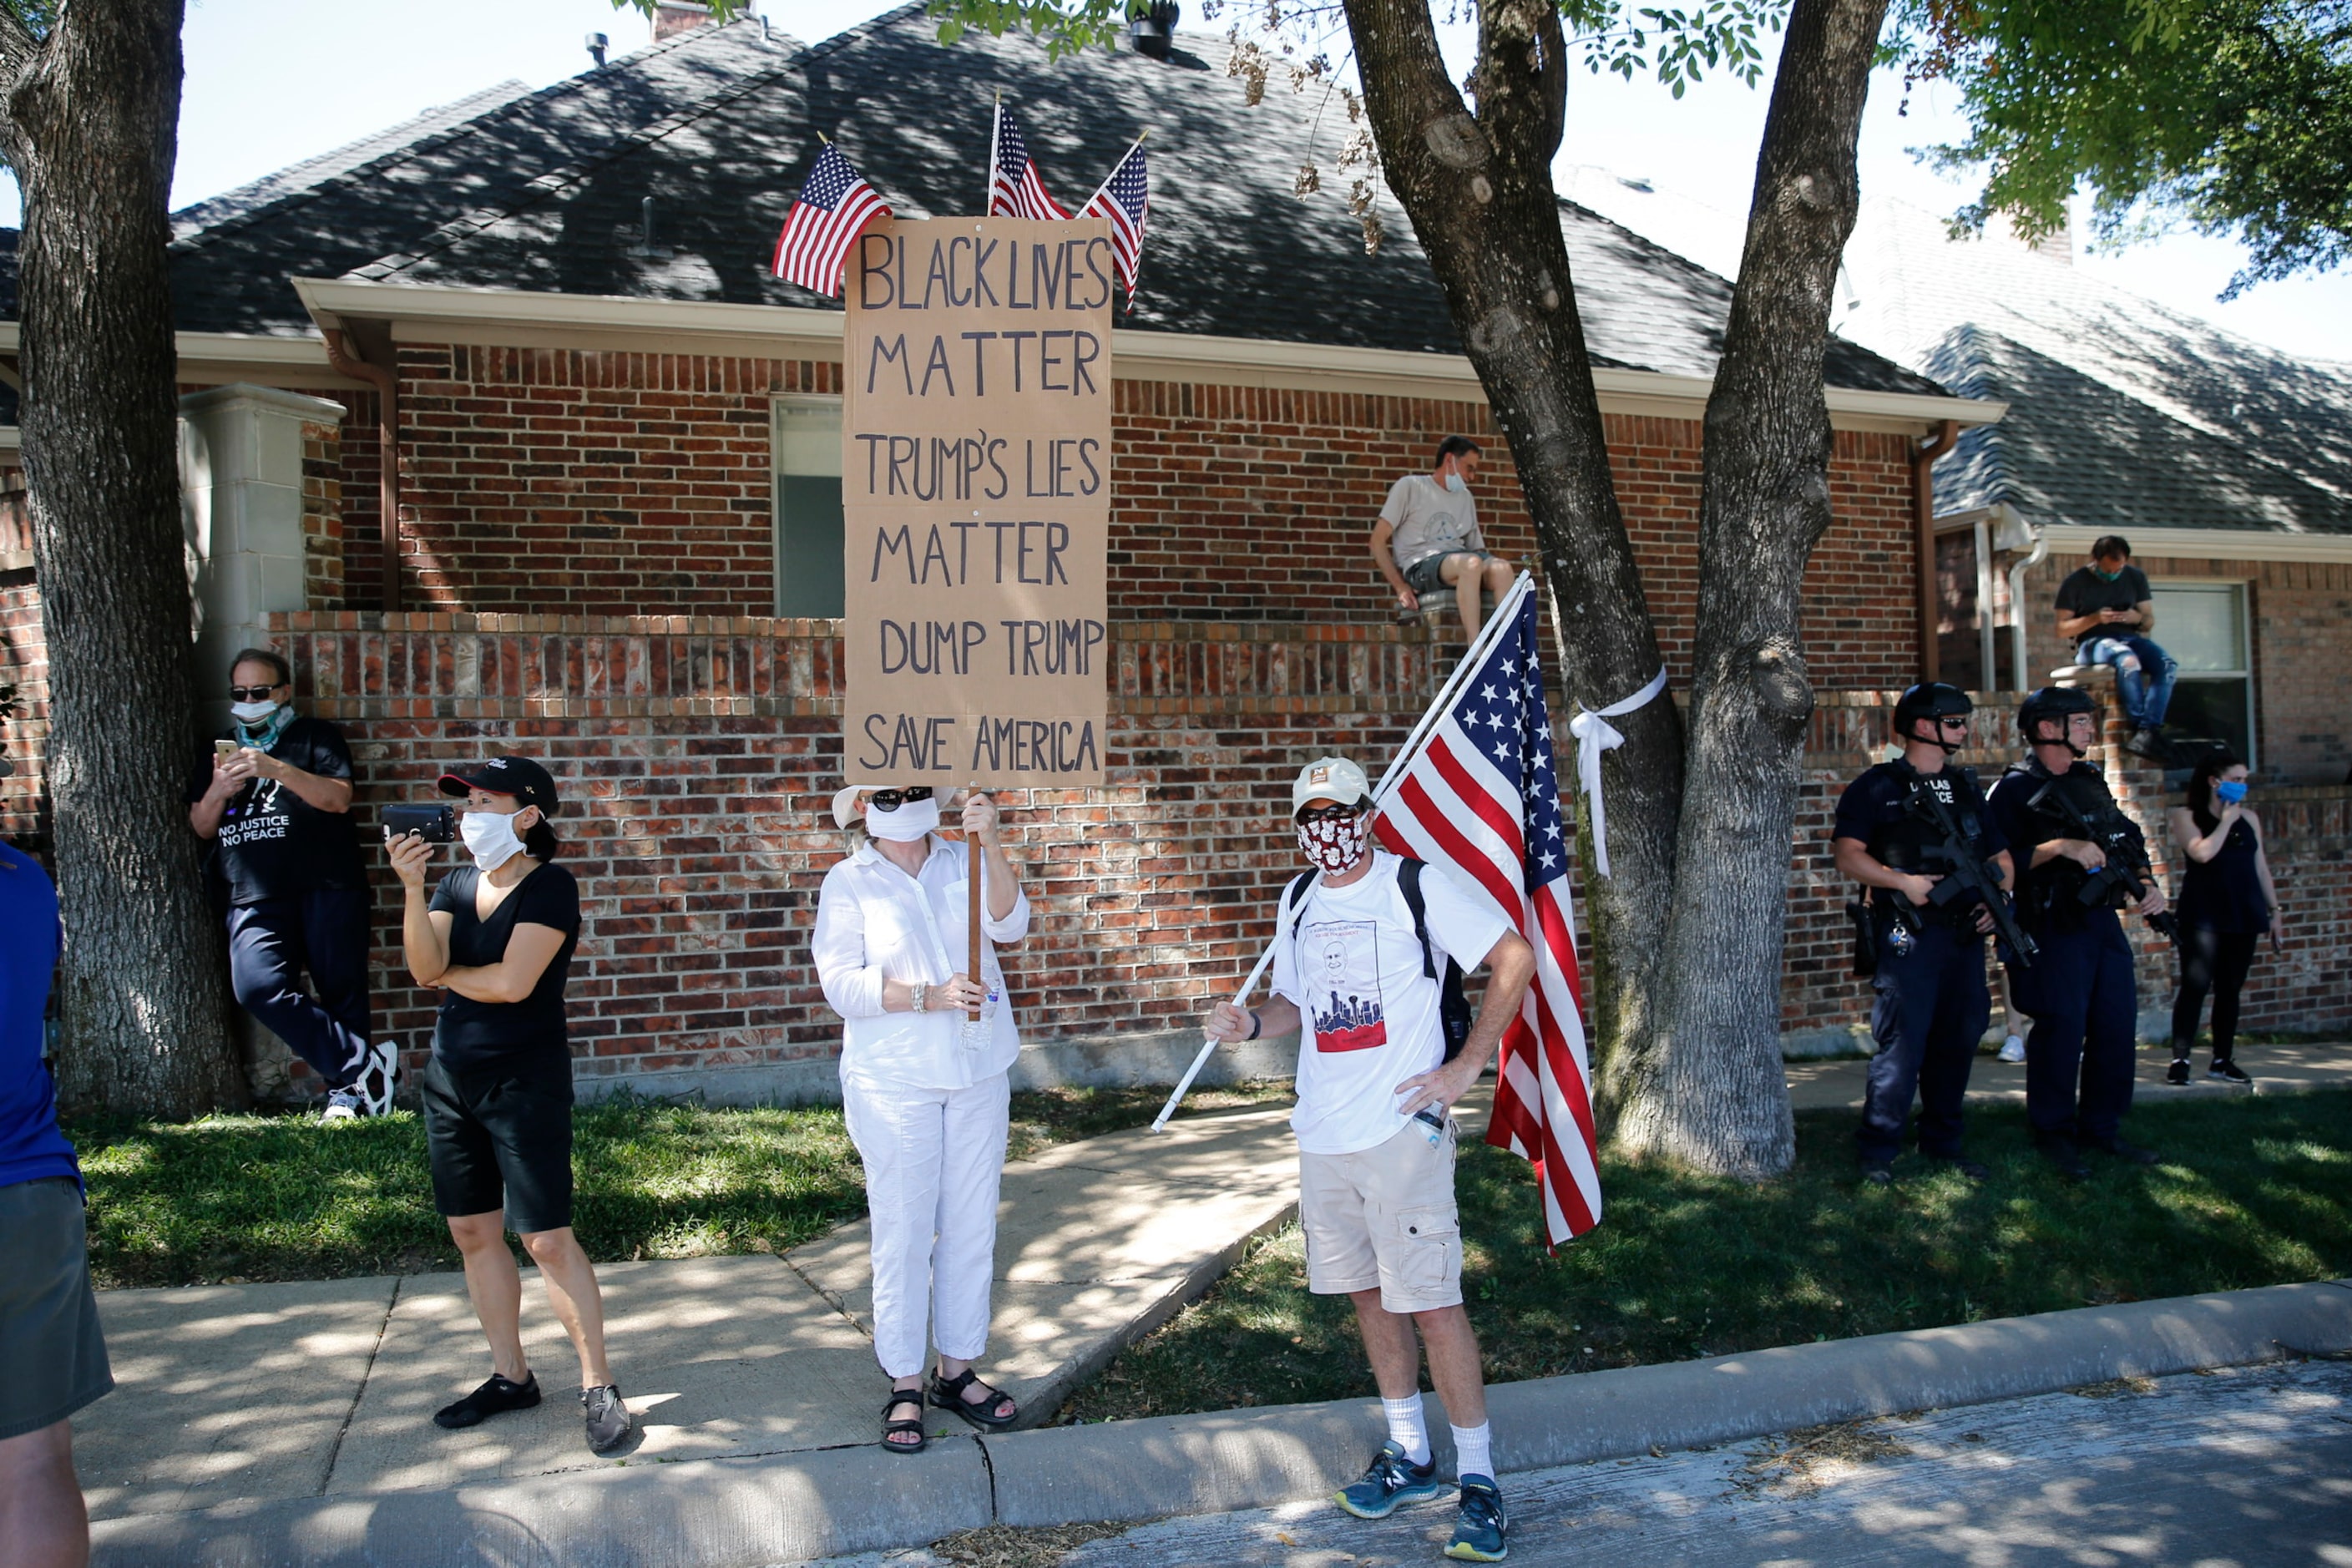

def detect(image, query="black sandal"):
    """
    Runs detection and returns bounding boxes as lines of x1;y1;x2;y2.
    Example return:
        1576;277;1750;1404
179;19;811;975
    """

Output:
929;1366;1019;1429
880;1386;928;1454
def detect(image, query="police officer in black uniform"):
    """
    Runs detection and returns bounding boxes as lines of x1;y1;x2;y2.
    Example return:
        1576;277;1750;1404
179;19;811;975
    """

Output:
1833;683;2016;1186
1986;687;2169;1179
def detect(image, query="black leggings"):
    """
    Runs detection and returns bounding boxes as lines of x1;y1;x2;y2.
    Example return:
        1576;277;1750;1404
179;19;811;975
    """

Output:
2171;928;2259;1060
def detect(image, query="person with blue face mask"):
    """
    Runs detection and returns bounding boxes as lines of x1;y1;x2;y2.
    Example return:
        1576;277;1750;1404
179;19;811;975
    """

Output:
2052;537;2178;761
185;648;395;1119
1369;436;1518;648
2167;751;2280;1085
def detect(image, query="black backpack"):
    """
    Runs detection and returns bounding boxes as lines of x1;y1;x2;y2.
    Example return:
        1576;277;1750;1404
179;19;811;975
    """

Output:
1282;857;1473;1062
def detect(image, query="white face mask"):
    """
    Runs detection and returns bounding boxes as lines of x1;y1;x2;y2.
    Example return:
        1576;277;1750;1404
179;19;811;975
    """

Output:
460;807;529;873
1444;470;1468;494
865;795;941;842
230;699;281;724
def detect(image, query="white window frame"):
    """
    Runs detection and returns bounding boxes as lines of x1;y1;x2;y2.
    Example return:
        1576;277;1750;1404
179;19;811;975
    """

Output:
771;394;844;619
2149;576;2255;768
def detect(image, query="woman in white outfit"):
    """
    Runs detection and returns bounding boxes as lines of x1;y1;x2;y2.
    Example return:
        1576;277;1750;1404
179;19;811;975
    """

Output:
811;783;1030;1454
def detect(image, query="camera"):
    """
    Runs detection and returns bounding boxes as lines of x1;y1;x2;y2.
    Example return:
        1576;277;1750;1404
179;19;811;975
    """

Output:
382;803;457;843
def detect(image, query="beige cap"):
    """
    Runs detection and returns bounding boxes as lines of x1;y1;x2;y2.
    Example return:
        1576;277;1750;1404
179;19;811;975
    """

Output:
1290;755;1372;818
830;785;865;830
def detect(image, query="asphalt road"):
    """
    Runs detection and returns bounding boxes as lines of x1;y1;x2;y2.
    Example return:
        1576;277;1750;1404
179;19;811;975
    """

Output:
832;1358;2352;1567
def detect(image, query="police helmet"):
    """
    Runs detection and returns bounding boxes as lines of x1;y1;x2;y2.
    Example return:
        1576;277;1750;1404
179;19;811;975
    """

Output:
1892;681;1972;741
2016;685;2097;743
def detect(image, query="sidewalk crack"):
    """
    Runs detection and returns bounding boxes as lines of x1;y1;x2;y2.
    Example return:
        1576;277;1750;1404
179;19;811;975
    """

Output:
976;1432;1001;1523
783;1252;874;1344
321;1276;401;1495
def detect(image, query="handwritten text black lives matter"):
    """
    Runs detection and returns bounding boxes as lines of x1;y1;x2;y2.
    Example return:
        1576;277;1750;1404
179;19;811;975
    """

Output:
842;216;1113;787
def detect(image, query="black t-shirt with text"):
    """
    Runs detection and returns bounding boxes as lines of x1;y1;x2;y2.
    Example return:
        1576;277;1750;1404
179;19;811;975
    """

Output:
427;861;581;1072
2053;564;2152;649
185;716;364;906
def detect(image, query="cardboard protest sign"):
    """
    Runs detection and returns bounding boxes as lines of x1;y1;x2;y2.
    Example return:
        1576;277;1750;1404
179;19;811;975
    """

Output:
842;216;1112;787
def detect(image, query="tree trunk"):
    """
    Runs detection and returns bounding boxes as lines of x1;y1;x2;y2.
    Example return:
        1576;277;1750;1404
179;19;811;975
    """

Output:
1338;0;1686;1117
1612;0;1891;1176
2;0;245;1116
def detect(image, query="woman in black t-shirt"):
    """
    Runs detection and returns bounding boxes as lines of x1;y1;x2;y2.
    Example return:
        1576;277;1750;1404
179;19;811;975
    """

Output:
383;755;630;1456
2166;751;2281;1087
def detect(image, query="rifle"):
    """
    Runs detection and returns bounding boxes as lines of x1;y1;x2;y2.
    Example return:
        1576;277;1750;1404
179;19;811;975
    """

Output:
2026;776;2182;948
1903;784;2040;968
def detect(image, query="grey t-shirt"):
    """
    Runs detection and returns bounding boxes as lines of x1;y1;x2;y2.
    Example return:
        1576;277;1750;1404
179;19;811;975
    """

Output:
1380;474;1482;570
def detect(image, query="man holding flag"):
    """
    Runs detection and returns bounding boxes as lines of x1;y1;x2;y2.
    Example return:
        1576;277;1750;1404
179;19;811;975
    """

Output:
1205;752;1532;1563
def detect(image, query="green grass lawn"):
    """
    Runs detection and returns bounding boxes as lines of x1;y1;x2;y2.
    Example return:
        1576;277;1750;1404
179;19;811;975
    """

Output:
1057;1090;2352;1422
67;1082;1288;1289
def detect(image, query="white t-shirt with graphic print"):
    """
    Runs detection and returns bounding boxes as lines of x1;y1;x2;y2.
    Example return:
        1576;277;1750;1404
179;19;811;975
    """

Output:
1380;473;1484;572
1271;851;1511;1156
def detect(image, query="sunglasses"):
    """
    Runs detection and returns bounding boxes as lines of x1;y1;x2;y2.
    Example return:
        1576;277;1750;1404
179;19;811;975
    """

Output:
868;787;934;811
228;684;285;702
1936;716;1969;730
1297;802;1366;825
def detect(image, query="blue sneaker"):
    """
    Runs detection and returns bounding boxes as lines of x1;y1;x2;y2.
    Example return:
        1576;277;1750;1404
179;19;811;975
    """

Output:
1334;1439;1442;1520
1444;1474;1509;1561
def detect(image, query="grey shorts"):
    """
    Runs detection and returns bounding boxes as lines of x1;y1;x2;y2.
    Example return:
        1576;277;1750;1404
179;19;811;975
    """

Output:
1403;550;1493;597
0;1176;114;1439
1298;1119;1464;1313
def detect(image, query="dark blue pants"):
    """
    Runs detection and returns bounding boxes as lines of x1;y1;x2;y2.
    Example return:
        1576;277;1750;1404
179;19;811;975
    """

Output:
2014;913;2139;1144
225;890;373;1090
1859;921;1990;1163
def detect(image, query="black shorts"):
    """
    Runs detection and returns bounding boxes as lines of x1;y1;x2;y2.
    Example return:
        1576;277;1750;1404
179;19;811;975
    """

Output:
1404;549;1494;597
421;1054;576;1234
0;1177;113;1439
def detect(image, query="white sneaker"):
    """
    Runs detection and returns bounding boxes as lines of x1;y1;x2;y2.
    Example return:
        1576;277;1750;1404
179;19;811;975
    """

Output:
356;1039;400;1117
1998;1035;2026;1064
321;1089;365;1121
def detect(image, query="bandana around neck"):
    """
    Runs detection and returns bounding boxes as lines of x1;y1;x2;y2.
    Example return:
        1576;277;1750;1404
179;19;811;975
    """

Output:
234;703;296;751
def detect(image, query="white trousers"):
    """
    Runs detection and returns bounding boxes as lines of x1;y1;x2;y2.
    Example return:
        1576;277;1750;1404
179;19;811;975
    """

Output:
841;1070;1011;1379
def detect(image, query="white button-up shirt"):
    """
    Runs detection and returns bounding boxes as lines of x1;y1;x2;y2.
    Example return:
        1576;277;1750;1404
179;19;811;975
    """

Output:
812;834;1030;1092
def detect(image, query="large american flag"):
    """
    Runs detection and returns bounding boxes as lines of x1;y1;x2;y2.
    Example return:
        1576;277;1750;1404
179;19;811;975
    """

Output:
1373;588;1602;1245
987;104;1070;221
1081;140;1149;311
771;144;890;297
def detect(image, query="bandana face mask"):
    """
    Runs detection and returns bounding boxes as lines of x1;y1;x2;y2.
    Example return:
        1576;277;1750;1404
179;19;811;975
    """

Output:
1297;808;1372;875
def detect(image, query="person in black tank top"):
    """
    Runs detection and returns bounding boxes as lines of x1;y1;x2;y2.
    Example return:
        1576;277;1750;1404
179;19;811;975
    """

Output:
2167;751;2280;1085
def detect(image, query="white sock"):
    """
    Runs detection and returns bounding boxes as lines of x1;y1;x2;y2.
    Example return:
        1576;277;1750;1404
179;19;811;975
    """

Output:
1383;1393;1431;1466
1452;1421;1493;1481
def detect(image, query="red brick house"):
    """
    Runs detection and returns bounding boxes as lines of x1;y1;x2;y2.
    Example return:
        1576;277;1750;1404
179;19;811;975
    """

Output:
34;6;2294;1105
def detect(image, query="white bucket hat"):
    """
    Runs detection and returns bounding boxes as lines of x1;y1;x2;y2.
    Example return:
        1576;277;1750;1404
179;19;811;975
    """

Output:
830;785;865;830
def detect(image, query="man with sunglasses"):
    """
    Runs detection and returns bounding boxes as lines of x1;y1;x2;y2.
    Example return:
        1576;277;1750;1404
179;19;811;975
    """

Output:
1831;682;2015;1187
1203;757;1533;1563
186;648;394;1118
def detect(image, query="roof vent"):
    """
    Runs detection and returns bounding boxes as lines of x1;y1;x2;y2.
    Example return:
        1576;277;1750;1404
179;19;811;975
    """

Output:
1129;1;1179;58
584;32;609;68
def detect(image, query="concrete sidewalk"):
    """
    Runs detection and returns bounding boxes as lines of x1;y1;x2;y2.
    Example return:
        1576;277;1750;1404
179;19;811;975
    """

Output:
73;1100;1299;1528
1785;1038;2352;1111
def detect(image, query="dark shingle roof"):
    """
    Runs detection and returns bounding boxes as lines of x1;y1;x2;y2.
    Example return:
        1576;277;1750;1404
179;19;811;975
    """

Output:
1843;198;2352;535
146;4;1934;396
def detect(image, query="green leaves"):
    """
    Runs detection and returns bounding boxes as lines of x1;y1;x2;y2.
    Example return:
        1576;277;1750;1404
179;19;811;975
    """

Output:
1890;0;2352;296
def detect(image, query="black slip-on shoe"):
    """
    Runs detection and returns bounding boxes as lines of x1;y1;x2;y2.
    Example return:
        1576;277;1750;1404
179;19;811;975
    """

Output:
2209;1059;2253;1085
582;1383;631;1453
2166;1058;2192;1086
434;1372;540;1429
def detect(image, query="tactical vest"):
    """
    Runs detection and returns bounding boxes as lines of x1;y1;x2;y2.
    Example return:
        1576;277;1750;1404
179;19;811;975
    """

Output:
1869;762;1986;870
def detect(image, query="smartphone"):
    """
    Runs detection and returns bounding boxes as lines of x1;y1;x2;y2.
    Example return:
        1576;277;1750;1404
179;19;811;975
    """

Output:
382;803;457;843
215;739;239;760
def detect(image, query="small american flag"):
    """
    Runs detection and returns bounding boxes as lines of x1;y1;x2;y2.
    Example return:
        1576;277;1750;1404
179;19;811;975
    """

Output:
1373;585;1602;1246
987;103;1070;221
771;144;891;298
1081;139;1149;311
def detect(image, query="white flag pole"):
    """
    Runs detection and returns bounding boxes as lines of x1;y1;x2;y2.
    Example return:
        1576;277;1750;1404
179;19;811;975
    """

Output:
984;95;1002;215
1151;573;1535;1133
1082;130;1147;209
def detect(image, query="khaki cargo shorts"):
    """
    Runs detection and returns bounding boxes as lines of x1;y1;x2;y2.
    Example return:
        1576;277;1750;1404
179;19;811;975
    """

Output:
1298;1118;1463;1313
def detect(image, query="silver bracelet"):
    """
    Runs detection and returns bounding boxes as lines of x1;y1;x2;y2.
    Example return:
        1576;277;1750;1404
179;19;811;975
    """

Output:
911;980;928;1014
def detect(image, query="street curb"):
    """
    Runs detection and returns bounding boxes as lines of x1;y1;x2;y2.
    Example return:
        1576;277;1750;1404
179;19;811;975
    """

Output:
91;1278;2352;1566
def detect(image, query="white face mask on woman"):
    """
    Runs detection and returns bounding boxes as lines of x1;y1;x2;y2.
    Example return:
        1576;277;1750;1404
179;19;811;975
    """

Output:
229;698;282;725
460;807;530;873
865;795;941;842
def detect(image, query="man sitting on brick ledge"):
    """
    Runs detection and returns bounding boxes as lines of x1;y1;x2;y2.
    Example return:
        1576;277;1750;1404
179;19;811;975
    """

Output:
2054;535;2177;761
1370;437;1517;648
1206;756;1535;1563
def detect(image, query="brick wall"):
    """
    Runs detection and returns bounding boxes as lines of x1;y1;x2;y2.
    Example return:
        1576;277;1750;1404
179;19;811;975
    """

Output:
0;487;42;844
357;342;1924;688
301;417;346;609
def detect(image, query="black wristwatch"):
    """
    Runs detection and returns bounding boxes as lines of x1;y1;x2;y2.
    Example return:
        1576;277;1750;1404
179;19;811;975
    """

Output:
1246;1010;1262;1041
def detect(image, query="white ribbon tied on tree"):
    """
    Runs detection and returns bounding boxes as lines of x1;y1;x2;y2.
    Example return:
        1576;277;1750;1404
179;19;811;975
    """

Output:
1566;667;1668;878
